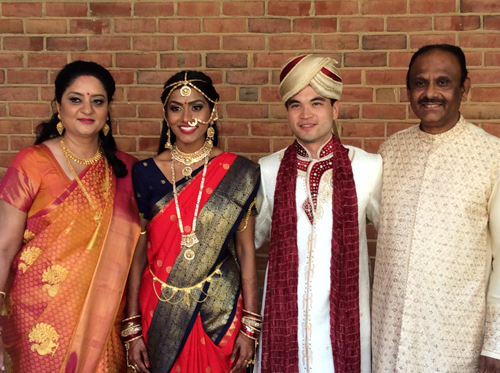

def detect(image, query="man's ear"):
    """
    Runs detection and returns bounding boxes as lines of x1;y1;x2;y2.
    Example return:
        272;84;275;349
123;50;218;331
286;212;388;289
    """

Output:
461;77;471;101
332;100;340;120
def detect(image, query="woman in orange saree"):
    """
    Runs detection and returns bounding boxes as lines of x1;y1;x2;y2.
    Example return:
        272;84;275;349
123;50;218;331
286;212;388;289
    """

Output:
0;61;140;373
125;71;261;373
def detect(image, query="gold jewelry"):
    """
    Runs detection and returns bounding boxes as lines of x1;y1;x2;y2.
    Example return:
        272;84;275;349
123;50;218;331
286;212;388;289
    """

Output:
102;123;110;136
149;260;224;306
56;113;64;135
61;140;109;225
206;124;215;146
171;153;208;257
164;123;172;150
242;309;262;318
0;291;5;298
171;142;212;178
60;139;102;166
140;231;147;235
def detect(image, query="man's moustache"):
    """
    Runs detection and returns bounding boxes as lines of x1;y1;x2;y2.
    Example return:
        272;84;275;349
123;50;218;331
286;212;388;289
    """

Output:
418;98;446;105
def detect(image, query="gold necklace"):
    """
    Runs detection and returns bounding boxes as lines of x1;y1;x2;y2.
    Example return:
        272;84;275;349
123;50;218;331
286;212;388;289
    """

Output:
60;139;102;165
171;155;208;261
171;143;212;178
61;140;110;225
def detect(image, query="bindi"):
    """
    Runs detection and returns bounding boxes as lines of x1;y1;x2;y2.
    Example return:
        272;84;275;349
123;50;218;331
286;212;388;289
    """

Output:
87;92;90;95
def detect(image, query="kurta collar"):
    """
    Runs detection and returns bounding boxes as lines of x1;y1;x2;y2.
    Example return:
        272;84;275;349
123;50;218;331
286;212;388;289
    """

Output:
414;114;467;143
295;135;335;161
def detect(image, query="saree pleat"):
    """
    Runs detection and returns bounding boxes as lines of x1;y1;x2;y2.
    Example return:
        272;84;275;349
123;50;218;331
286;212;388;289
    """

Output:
138;153;260;373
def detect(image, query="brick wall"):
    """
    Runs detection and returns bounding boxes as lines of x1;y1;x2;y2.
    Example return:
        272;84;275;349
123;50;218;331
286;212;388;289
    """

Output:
1;1;500;296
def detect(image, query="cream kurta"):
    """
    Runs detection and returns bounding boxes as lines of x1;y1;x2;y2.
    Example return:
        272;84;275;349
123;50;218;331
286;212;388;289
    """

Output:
255;141;382;373
372;117;500;372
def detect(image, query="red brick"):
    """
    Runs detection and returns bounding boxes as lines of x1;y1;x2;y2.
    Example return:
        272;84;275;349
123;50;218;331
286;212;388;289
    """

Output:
338;104;360;119
410;34;456;49
269;1;312;16
249;19;291;33
227;71;268;85
223;36;265;51
316;1;358;15
138;104;162;118
339;70;362;84
0;138;8;151
252;122;291;136
471;88;500;103
178;36;219;51
293;18;337;33
340;17;384;32
115;138;137;153
7;70;47;84
362;0;406;14
0;54;23;68
388;52;414;67
363;104;406;119
435;16;480;31
387;17;432;31
270;104;287;119
0;88;38;101
485;52;500;66
344;52;386;67
0;19;24;34
0;154;16;168
342;88;373;102
269;36;311;51
10;103;50;118
216;87;237;102
460;105;500;120
47;37;87;51
0;71;4;84
223;1;264;16
469;69;500;83
362;35;406;50
204;19;247;33
218;122;249;136
2;3;42;17
227;104;268;119
485;16;500;30
206;54;247;68
461;0;500;12
90;3;131;17
206;71;224;85
387;122;417;136
115;19;156;34
272;138;294;152
110;71;135;85
364;139;384;153
89;37;130;51
460;34;500;49
4;37;43;51
464;51;482;67
178;2;219;16
119;121;160;136
261;87;281;102
228;138;270;153
138;71;178;85
70;53;113;68
0;120;32;134
161;54;201;68
133;36;173;51
110;103;136;118
70;20;110;34
410;0;455;13
46;3;87;17
134;2;174;17
341;138;363;148
482;123;500;137
253;53;296;68
11;136;36;151
316;35;358;50
158;19;200;34
126;88;159;102
366;70;407;85
26;19;67;34
116;53;157;68
28;53;67;68
341;122;385;137
376;88;398;102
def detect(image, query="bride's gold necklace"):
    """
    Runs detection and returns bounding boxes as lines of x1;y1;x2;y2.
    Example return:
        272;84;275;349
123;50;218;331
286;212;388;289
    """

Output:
60;139;102;165
171;142;212;178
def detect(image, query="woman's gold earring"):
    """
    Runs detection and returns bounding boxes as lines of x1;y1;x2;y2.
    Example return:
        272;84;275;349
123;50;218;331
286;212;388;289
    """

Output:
206;125;214;146
102;124;110;136
165;125;172;149
56;113;64;135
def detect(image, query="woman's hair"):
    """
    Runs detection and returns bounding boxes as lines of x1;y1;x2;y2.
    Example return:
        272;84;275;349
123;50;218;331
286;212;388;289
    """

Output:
158;70;220;154
34;60;127;178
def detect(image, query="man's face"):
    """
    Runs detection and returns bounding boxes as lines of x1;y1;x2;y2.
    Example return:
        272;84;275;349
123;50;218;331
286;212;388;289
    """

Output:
407;50;470;134
286;85;339;147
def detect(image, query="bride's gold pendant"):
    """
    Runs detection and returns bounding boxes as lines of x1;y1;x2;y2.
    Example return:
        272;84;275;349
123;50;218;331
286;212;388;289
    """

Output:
184;249;195;261
181;232;199;248
182;167;192;178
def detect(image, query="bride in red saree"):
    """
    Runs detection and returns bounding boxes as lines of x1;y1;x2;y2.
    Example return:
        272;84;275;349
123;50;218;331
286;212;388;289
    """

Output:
124;71;261;373
0;61;140;373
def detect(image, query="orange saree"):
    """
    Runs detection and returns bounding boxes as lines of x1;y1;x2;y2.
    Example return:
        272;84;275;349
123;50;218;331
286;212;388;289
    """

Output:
0;145;140;373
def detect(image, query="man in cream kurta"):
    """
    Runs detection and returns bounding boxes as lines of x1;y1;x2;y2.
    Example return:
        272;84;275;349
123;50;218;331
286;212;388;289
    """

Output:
372;44;500;372
254;55;382;373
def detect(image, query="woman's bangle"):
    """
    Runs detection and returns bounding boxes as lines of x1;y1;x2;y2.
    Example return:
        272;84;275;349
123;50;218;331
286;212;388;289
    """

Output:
140;230;147;235
0;291;6;298
122;314;141;323
242;309;262;319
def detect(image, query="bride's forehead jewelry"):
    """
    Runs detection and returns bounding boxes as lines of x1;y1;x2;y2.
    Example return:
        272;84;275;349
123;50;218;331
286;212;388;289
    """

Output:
162;73;218;107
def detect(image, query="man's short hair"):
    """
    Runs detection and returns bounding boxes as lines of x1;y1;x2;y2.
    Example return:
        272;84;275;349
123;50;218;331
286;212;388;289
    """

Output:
406;44;468;89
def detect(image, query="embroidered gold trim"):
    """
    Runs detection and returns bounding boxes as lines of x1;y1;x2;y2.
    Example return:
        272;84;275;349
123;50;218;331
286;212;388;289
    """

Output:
42;265;68;297
18;246;42;273
29;323;59;356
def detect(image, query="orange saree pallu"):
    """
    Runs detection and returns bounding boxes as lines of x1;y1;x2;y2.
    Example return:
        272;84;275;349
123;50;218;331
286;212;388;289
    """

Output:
0;146;140;373
138;153;259;373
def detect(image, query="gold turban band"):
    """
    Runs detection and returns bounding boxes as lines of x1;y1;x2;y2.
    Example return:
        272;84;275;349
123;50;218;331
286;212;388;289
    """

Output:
279;54;343;104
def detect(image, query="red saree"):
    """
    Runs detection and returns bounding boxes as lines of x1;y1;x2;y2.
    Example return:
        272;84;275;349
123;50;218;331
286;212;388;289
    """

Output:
0;145;140;373
137;152;260;373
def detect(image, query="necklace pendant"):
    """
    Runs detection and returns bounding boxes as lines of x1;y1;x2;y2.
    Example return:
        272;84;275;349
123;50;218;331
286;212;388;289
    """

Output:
182;167;193;178
181;232;199;248
184;249;195;261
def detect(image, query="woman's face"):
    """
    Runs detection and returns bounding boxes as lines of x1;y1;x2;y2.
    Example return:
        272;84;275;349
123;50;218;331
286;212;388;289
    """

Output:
165;86;211;148
56;75;109;139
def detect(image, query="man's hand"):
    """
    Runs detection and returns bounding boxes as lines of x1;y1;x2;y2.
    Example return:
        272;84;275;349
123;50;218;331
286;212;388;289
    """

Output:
479;355;500;373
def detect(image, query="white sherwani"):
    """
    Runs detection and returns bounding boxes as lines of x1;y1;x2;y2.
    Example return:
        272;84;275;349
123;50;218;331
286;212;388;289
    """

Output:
254;140;382;373
372;117;500;372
